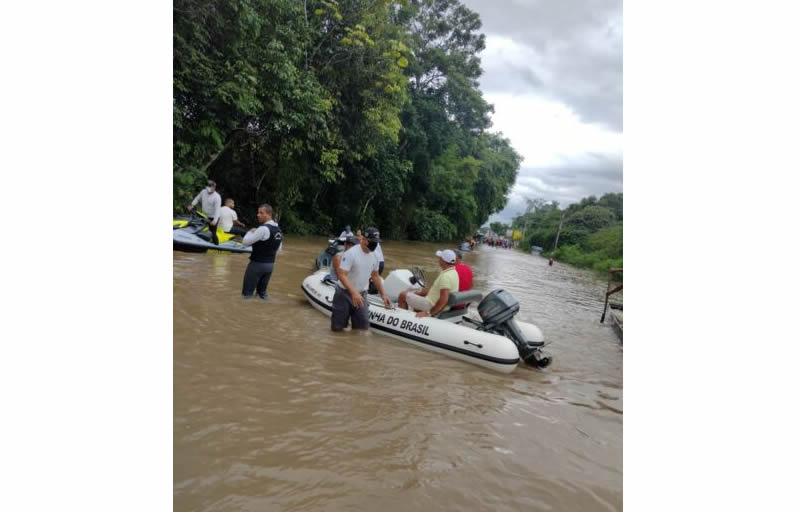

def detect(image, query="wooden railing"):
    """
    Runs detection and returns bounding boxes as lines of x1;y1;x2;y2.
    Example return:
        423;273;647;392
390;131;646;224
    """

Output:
600;267;623;323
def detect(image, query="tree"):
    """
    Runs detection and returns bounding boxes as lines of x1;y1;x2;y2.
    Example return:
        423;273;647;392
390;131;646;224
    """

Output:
173;0;521;240
511;192;623;271
489;221;508;235
597;192;623;221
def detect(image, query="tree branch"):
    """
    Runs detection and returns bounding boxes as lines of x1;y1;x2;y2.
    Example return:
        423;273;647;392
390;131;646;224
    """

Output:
199;128;244;174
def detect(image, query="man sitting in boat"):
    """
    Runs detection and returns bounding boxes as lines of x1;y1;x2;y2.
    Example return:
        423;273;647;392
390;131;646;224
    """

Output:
397;249;460;318
219;198;247;237
451;250;474;310
322;235;357;284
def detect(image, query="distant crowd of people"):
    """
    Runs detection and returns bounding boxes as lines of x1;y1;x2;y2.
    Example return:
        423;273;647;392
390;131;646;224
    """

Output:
482;237;511;249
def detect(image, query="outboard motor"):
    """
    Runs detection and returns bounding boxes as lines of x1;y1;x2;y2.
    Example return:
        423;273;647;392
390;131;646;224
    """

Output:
477;289;552;368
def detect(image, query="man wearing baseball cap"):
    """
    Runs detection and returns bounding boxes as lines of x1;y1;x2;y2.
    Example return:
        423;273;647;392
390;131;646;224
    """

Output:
332;227;392;331
397;249;460;318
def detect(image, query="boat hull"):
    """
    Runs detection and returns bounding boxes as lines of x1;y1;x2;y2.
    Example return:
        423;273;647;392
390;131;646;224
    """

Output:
301;270;521;373
173;229;252;254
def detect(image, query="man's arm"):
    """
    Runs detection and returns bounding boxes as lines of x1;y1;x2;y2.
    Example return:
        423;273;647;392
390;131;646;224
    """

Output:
371;270;392;307
336;268;364;308
417;289;449;318
332;254;343;276
188;191;202;209
211;196;221;224
232;210;245;227
242;225;269;247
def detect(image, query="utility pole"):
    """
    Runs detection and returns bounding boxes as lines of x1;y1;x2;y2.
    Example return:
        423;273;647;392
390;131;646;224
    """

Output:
552;212;565;252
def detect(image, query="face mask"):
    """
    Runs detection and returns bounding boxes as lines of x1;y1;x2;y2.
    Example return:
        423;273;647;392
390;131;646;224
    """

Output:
206;187;213;193
367;241;378;252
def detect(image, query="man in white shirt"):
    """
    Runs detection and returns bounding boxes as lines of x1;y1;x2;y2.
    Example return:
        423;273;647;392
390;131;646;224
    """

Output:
339;225;354;238
187;180;222;245
219;198;247;236
332;227;391;331
374;242;385;274
367;241;385;294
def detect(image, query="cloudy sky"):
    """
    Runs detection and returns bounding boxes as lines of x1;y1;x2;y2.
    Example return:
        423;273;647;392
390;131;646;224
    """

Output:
459;0;623;224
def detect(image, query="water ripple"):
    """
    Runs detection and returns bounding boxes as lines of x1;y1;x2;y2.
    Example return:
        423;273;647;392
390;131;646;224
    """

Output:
175;239;622;511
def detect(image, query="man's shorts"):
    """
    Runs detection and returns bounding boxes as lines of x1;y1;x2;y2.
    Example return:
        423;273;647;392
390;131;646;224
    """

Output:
331;286;370;331
406;291;433;312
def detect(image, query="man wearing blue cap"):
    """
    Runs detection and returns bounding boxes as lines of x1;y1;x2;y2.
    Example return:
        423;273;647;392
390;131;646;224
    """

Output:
397;249;460;318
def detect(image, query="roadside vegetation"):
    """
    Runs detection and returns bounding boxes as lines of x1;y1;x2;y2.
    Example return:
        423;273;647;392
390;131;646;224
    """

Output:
511;193;623;272
174;0;520;240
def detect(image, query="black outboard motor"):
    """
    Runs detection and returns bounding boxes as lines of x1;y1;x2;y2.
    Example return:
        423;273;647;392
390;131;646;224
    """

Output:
477;289;552;368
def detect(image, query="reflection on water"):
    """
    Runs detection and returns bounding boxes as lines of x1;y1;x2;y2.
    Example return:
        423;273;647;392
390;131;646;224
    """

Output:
174;237;622;511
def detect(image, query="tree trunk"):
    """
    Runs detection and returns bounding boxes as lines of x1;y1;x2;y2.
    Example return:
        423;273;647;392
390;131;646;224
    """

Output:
200;128;242;173
552;213;565;252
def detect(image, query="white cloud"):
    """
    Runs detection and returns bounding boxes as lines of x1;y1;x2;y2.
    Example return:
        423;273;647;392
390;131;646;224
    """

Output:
457;0;623;225
486;92;623;168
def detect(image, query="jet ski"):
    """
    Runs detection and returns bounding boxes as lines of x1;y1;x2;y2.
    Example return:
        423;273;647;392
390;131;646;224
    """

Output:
173;211;251;254
315;237;346;269
301;267;552;373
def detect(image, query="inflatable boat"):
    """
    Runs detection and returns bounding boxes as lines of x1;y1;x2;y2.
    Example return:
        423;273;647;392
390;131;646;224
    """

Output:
301;268;552;373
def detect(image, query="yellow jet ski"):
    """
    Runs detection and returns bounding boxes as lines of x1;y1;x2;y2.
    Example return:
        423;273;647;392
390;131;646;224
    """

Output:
172;211;250;254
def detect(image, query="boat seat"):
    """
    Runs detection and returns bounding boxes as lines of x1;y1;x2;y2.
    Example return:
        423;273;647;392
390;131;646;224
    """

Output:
436;289;483;320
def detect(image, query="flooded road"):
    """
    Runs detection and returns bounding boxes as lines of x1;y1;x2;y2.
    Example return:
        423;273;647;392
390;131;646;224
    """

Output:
174;238;622;511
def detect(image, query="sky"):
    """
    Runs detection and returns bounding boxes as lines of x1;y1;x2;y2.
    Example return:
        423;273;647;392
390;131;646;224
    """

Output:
459;0;623;224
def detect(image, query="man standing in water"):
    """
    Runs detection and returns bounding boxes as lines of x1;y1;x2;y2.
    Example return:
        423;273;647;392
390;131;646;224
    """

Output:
241;204;282;300
332;227;391;331
187;180;222;245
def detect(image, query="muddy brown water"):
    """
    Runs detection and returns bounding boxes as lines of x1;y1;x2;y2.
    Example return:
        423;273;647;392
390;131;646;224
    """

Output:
174;237;622;511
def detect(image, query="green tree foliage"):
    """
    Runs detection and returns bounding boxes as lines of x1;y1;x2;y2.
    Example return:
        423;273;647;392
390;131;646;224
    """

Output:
597;192;623;221
174;0;520;238
489;221;509;235
513;193;623;271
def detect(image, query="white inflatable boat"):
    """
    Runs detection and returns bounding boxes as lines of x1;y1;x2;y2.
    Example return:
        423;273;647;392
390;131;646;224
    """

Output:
300;268;552;373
